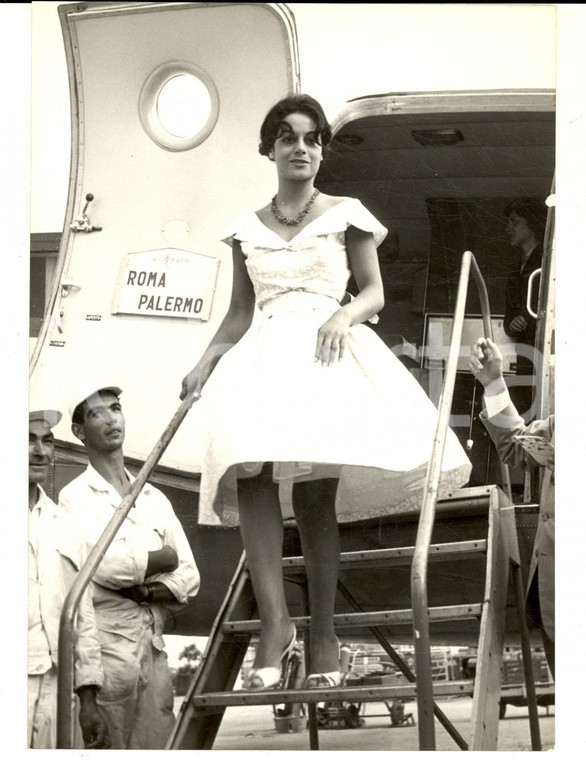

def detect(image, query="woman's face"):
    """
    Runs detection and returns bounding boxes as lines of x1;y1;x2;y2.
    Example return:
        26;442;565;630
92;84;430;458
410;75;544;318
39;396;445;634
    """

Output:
271;112;323;182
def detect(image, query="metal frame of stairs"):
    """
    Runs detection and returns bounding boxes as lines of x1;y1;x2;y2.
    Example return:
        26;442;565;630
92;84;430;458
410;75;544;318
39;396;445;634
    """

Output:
167;481;528;750
166;252;538;750
55;252;543;750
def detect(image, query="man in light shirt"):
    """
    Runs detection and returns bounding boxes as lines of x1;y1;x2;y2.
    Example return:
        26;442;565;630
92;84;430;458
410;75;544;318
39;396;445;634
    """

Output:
58;384;200;748
28;409;110;748
469;338;554;677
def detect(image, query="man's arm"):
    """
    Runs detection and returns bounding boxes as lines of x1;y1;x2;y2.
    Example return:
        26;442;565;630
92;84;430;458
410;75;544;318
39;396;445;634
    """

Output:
146;544;178;576
76;686;111;749
90;542;180;604
116;495;198;607
469;337;554;471
140;491;200;606
115;579;179;606
67;536;110;748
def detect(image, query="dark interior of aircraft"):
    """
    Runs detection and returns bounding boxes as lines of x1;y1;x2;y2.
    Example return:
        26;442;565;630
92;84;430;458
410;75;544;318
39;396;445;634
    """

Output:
318;104;555;490
318;108;555;348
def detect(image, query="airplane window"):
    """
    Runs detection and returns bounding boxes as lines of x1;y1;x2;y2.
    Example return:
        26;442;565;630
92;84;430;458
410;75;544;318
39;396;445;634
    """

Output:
139;62;219;151
157;74;212;139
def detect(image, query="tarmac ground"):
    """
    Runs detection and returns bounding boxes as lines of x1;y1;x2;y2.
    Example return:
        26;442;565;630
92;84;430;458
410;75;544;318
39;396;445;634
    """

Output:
174;695;555;751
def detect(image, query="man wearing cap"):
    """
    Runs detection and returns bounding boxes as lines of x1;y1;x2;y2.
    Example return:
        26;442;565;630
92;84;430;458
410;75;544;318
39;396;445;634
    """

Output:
28;409;110;749
58;385;200;749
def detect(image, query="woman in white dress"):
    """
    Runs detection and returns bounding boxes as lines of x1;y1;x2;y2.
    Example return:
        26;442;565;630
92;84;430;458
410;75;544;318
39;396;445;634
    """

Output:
181;95;471;691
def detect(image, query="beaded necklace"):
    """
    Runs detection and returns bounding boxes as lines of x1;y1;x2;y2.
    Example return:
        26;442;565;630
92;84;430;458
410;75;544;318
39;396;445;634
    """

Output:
271;189;320;226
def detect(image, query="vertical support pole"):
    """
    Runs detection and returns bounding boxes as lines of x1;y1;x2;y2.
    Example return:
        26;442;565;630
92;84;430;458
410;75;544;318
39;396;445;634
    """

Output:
512;562;542;750
302;580;320;750
337;580;468;750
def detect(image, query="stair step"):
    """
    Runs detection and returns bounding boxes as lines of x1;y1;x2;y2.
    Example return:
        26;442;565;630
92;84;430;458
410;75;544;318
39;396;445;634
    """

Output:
501;683;555;698
283;540;487;573
187;679;474;711
223;603;483;635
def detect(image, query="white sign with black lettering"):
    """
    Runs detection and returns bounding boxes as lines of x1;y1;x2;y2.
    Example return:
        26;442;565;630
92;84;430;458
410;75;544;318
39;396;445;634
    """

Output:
112;248;219;320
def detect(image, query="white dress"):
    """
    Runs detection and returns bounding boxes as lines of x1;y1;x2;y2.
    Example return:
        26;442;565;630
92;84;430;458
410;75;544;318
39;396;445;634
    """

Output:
193;198;472;526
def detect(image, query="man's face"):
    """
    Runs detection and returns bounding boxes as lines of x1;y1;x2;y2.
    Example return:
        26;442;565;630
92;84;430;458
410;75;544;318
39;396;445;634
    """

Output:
505;211;533;249
29;420;55;485
73;391;125;453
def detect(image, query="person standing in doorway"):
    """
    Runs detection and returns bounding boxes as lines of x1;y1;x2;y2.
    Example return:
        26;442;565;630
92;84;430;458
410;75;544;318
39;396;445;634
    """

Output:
502;197;548;417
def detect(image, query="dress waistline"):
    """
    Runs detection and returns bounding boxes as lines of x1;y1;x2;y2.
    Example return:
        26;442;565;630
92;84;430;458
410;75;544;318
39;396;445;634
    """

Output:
260;291;340;317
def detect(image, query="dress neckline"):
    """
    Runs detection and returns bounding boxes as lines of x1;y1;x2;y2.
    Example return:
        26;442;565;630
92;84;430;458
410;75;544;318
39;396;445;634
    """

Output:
253;198;353;245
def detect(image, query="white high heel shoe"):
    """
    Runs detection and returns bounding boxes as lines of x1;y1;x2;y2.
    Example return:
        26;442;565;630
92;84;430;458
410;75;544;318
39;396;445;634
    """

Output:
304;671;342;688
244;624;297;690
305;638;342;689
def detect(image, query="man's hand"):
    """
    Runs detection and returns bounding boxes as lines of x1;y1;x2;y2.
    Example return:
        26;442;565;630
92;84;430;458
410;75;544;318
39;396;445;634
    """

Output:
509;314;528;334
469;337;505;388
77;686;111;749
117;581;178;606
116;584;151;605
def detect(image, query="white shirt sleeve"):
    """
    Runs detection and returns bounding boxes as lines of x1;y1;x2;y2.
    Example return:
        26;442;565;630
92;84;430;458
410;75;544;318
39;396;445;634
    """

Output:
484;386;512;418
149;491;200;604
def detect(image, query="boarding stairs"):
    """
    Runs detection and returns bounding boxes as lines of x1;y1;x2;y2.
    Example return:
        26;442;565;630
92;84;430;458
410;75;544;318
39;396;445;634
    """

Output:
56;252;542;750
166;252;541;751
168;484;526;750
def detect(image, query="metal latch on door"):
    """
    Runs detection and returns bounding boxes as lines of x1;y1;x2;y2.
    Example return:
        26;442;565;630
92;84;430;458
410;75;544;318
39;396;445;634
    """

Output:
70;193;102;233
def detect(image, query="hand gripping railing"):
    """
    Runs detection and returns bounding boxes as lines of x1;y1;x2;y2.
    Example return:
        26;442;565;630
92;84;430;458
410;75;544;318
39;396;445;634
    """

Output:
56;390;200;748
411;251;492;750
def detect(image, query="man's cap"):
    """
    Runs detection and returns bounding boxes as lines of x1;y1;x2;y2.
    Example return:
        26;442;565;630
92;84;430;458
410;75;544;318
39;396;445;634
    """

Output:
69;385;123;419
29;410;62;428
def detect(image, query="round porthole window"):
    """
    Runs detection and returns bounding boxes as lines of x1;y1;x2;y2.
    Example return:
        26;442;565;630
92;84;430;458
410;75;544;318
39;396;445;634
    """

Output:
139;62;219;151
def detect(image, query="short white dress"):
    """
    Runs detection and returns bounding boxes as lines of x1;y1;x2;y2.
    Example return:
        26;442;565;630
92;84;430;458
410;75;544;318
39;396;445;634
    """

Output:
192;198;471;527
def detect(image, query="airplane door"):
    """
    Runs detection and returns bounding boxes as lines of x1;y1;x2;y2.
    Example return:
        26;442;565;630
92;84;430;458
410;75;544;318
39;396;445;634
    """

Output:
30;2;299;471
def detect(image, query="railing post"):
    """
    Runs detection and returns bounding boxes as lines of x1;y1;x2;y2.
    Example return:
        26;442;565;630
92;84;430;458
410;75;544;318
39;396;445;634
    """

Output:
411;251;495;750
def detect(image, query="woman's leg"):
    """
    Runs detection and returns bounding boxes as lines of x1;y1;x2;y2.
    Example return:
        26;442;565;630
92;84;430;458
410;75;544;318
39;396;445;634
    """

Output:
238;465;294;670
292;478;341;674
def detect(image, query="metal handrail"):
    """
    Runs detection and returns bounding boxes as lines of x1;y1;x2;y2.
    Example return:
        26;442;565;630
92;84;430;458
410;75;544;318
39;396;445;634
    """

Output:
411;251;493;750
526;268;542;318
56;390;199;748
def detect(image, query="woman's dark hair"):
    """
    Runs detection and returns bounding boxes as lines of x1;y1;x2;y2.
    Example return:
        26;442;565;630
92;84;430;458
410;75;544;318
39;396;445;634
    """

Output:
259;94;332;157
503;197;548;240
